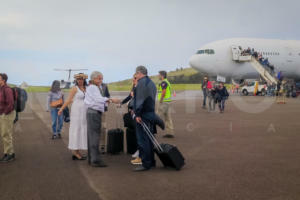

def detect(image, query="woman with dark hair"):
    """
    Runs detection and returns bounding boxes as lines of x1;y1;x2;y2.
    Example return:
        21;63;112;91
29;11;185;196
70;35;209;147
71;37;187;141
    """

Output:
120;74;142;164
47;80;64;139
58;73;88;160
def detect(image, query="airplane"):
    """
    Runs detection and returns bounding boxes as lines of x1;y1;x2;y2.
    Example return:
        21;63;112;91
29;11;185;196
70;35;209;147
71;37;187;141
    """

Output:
189;38;300;83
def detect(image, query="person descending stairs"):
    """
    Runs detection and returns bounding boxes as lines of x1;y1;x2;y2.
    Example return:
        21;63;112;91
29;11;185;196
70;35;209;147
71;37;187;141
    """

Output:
231;46;278;85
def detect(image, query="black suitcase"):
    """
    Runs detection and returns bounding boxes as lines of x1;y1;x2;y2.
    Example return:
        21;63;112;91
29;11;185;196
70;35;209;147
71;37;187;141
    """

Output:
141;122;185;170
107;128;124;154
154;143;185;170
126;128;138;154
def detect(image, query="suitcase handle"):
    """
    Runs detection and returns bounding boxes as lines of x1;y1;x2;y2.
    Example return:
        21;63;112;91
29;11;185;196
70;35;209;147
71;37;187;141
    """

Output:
141;121;163;152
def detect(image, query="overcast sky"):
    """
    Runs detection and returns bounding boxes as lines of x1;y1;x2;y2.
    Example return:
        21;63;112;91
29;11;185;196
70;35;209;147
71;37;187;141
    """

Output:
1;0;300;85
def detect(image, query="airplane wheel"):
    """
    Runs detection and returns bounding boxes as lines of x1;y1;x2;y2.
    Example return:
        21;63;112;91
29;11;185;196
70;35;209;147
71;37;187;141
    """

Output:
242;89;248;96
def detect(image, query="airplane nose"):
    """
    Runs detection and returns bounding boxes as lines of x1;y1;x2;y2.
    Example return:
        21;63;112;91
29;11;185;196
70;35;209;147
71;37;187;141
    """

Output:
189;55;199;68
189;54;213;74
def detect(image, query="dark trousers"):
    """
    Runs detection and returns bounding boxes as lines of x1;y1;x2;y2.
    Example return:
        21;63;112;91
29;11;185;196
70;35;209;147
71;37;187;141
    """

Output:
136;122;155;169
86;108;102;164
203;89;208;106
218;99;226;111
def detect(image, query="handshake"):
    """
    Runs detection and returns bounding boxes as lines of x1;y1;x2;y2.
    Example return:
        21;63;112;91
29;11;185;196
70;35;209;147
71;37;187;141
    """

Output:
107;98;123;108
106;98;121;104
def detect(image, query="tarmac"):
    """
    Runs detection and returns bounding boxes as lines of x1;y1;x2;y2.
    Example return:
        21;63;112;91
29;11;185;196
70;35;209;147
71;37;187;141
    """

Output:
0;91;300;200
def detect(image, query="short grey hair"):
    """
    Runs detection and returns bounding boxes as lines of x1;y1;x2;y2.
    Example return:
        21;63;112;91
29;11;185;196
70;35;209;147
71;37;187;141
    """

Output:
136;65;148;75
90;71;103;80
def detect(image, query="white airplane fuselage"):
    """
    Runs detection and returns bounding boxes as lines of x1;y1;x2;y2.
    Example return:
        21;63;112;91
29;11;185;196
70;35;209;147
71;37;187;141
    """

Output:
189;38;300;81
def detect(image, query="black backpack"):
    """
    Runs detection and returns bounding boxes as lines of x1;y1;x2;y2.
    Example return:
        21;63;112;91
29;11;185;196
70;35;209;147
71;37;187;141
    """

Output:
12;87;28;112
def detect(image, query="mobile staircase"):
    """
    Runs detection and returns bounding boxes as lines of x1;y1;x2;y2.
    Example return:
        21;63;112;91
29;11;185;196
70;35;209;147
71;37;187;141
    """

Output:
231;45;278;85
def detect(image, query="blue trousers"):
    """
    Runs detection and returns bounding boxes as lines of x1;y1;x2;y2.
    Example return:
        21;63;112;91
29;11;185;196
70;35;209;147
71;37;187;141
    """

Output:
136;122;155;169
203;89;208;106
218;99;226;111
50;107;63;135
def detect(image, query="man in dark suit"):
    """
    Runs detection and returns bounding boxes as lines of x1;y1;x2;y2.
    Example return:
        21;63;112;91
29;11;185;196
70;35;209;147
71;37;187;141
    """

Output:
99;82;110;153
133;66;157;172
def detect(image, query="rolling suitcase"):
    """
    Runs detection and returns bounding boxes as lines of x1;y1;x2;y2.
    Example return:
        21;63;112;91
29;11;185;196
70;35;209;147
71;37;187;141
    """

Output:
141;122;185;170
107;128;124;154
126;128;138;154
154;143;185;170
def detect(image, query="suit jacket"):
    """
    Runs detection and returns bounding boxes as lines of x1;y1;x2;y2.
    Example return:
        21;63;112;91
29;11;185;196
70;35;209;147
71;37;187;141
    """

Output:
100;83;110;111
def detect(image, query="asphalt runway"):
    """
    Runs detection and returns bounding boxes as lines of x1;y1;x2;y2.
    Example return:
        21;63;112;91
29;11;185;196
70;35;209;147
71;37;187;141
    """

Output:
0;91;300;200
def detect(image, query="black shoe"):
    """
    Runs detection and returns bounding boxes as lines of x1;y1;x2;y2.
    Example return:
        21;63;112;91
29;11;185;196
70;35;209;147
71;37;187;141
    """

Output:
57;133;62;139
163;134;174;138
0;154;15;163
0;154;7;162
91;161;107;167
72;155;87;161
133;166;150;172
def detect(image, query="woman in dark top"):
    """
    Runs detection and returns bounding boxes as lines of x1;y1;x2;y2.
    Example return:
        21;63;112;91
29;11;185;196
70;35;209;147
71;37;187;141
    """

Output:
216;82;229;113
121;75;138;109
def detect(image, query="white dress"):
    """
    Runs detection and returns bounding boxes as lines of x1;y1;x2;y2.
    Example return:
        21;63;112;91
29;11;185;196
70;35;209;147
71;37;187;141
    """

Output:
68;86;88;150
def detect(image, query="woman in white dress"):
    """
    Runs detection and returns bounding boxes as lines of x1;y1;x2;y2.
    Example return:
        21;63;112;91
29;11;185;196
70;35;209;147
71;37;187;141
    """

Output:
58;73;88;160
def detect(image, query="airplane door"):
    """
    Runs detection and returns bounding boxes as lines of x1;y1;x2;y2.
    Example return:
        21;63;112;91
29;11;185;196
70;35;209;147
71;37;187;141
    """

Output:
231;45;240;61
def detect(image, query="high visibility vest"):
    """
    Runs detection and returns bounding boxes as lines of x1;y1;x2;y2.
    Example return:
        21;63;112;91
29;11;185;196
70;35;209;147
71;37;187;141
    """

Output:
158;79;172;102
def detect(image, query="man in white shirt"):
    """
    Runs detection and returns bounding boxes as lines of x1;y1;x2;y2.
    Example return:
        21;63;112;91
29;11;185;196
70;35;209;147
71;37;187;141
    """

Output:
84;71;119;167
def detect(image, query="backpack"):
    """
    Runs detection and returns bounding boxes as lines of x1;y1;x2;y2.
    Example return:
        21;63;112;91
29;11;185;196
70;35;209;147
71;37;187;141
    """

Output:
12;87;28;112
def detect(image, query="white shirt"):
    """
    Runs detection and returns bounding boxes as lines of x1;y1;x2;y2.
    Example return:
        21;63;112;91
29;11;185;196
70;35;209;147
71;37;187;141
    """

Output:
84;85;109;112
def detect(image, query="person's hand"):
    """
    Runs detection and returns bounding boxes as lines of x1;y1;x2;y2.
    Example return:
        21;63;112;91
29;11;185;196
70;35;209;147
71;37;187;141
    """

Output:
58;109;63;116
110;98;121;104
136;117;142;124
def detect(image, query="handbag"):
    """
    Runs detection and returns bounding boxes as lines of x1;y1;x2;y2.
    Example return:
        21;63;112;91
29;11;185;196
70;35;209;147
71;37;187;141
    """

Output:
63;107;70;123
50;98;63;108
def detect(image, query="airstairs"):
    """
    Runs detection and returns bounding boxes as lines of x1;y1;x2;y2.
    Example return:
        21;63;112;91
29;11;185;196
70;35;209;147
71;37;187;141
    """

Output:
231;46;278;85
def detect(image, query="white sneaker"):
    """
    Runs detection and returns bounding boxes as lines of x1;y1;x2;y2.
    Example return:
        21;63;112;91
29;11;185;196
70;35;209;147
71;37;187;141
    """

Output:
132;150;139;158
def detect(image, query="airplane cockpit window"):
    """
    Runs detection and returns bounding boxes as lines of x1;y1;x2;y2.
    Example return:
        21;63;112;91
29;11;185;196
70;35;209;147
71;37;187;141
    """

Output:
209;49;215;54
196;50;205;54
196;49;215;55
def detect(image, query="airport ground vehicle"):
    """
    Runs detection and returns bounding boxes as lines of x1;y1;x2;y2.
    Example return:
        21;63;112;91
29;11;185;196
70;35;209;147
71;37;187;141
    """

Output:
241;81;267;96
